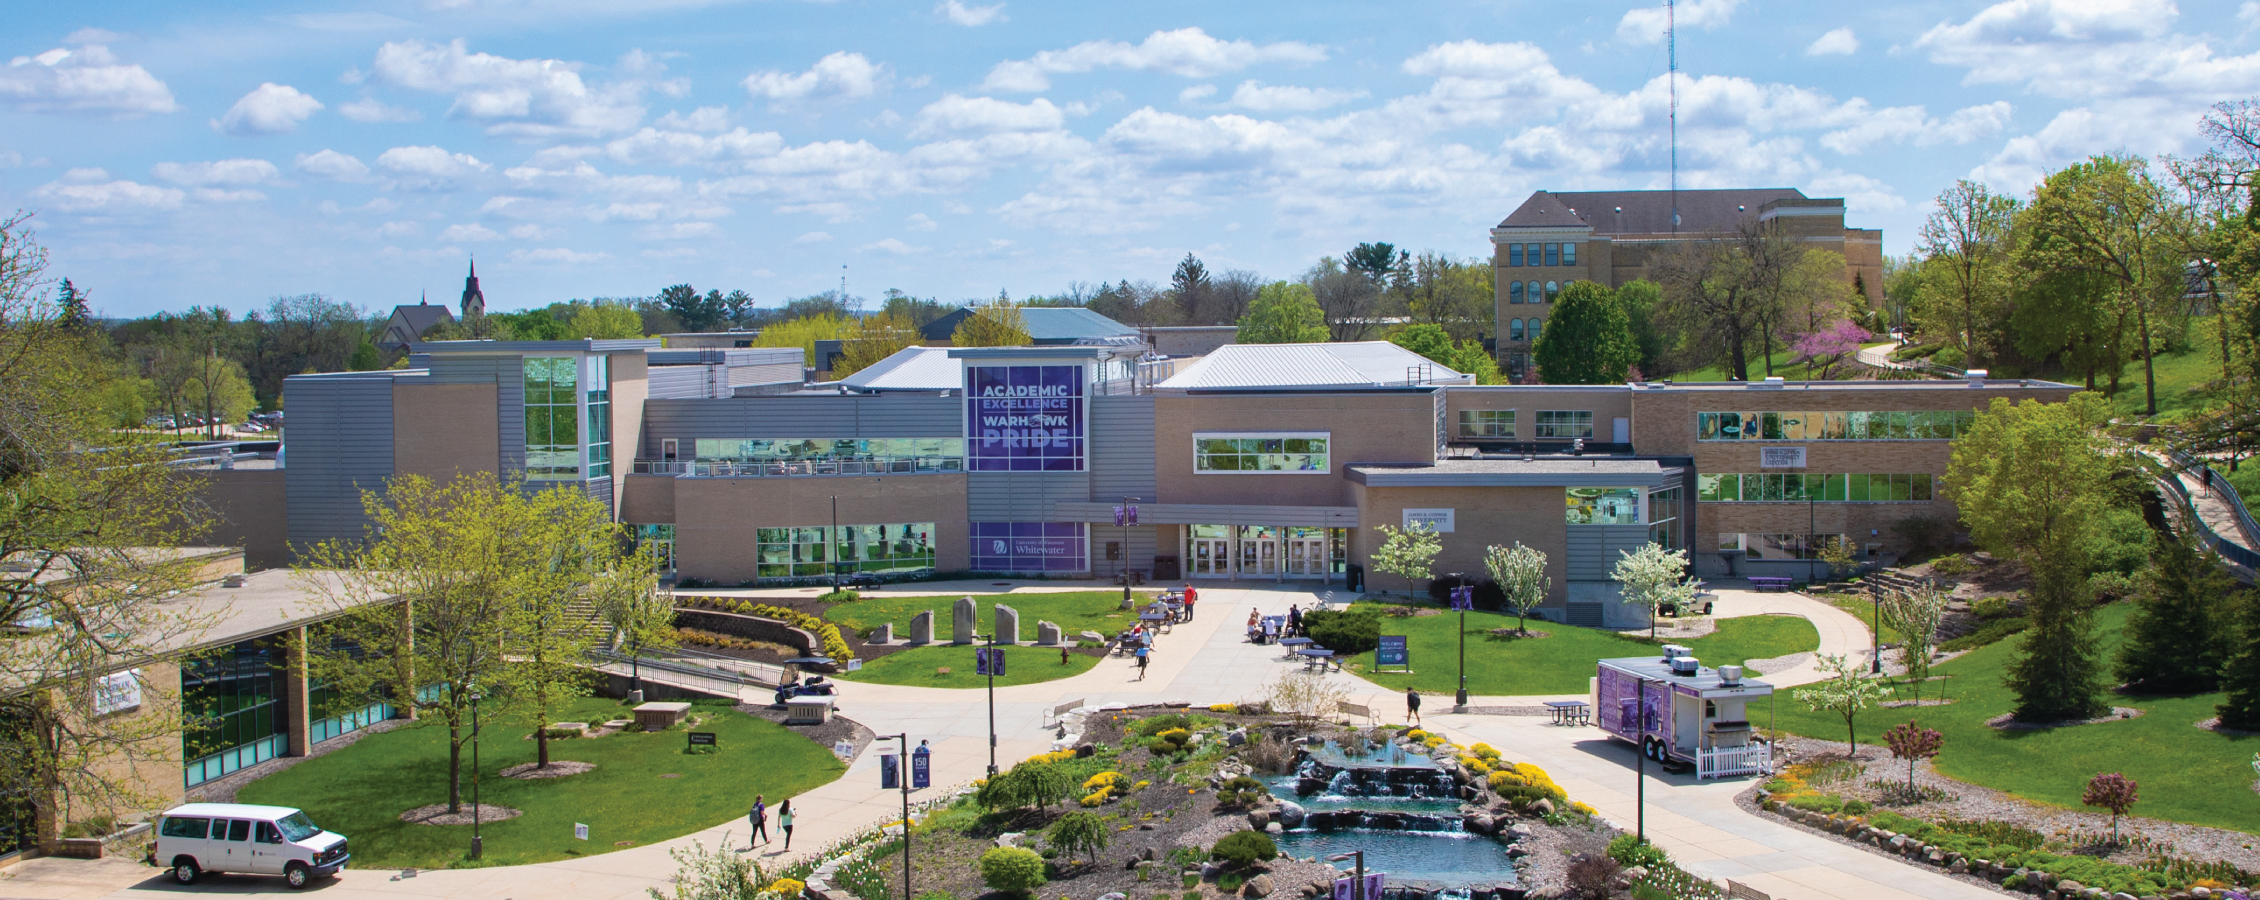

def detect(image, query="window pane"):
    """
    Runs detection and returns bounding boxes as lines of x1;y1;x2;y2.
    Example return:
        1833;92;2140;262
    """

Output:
1913;473;1933;501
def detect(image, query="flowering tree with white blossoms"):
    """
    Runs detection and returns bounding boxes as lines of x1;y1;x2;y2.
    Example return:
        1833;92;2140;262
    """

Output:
1611;542;1698;638
1485;542;1550;636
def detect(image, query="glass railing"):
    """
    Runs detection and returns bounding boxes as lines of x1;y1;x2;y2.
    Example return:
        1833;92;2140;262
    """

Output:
635;456;964;477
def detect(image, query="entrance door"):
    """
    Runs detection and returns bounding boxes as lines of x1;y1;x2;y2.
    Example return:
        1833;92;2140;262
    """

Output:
1190;539;1230;576
1285;539;1327;577
1240;536;1277;575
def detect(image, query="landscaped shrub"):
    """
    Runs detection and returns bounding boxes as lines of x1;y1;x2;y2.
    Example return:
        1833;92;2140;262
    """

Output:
1302;608;1381;654
978;847;1048;896
693;598;856;664
1564;854;1620;900
1939;616;2028;652
1128;713;1217;737
977;760;1074;812
1046;811;1109;864
1209;831;1277;869
1606;834;1668;869
1153;728;1193;754
1215;776;1269;808
1469;743;1501;760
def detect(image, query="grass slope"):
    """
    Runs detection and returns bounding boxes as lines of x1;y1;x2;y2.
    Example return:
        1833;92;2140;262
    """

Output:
1342;605;1819;696
1749;602;2260;834
824;591;1145;687
835;644;1100;687
238;698;842;868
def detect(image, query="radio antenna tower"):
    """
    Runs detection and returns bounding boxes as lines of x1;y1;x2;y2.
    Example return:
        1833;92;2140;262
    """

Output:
1669;0;1679;235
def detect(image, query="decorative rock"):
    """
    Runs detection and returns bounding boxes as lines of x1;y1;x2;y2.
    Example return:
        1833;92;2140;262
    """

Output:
1144;847;1159;861
1949;859;1969;874
1508;823;1534;838
1276;800;1306;830
995;832;1024;848
1081;630;1107;644
1036;620;1063;646
871;622;892;645
1468;814;1496;836
908;611;934;645
1531;798;1554;816
1247;874;1275;898
1248;811;1269;828
1265;822;1284;834
2058;882;2085;894
1100;893;1128;900
952;597;977;644
1927;848;1946;865
995;604;1021;645
1227;730;1248;747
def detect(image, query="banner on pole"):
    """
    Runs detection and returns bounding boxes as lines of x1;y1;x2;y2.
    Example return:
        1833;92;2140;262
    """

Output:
912;743;931;789
880;752;900;789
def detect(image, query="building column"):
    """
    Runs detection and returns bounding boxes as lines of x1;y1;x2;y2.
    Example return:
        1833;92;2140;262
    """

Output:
284;625;311;757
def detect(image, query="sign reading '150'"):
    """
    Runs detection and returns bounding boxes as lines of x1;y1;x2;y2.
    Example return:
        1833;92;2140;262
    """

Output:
965;365;1085;471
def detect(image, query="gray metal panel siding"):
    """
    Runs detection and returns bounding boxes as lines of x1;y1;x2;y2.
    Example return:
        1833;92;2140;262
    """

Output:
1089;396;1157;504
586;476;615;519
646;366;719;400
639;395;959;457
1567;524;1655;580
283;376;396;549
967;471;1089;522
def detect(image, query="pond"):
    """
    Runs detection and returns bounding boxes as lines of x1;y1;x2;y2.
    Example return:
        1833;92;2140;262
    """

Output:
1274;828;1518;887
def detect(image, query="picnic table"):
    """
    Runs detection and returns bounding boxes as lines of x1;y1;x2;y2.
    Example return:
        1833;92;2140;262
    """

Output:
1544;700;1591;726
1298;648;1337;671
1139;612;1172;633
1748;576;1793;593
1278;636;1314;659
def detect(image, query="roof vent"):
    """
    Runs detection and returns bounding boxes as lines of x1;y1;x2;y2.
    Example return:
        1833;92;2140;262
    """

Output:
1719;665;1744;685
1750;376;1785;390
1738;205;1746;211
1669;656;1700;676
1965;368;1989;387
1615;206;1622;213
1660;643;1692;661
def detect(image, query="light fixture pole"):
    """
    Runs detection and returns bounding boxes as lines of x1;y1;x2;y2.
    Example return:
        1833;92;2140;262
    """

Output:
1451;584;1472;710
831;495;842;592
469;683;484;860
879;733;913;900
980;629;999;776
1328;851;1367;900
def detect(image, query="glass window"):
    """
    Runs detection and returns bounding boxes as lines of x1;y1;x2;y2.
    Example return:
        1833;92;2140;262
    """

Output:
1193;433;1329;474
633;524;676;572
277;813;320;843
1508;281;1523;304
1534;410;1593;439
1562;242;1576;265
1458;409;1515;437
753;523;935;582
1695;410;1968;441
1525;243;1541;265
1566;487;1641;525
1507;318;1524;341
1544;281;1561;302
586;355;612;478
1508;244;1523;267
1697;473;1736;501
1529;318;1543;341
161;817;210;839
182;638;287;788
523;357;580;481
1545;243;1560;266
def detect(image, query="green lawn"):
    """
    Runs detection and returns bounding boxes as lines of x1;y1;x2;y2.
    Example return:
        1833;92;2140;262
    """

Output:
834;644;1101;687
1749;602;2260;834
1342;604;1820;695
2102;342;2224;421
823;591;1147;687
1818;592;1901;647
237;698;842;868
1673;349;1835;383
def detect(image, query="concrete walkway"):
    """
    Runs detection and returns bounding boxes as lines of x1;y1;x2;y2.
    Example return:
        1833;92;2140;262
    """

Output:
3;584;1917;900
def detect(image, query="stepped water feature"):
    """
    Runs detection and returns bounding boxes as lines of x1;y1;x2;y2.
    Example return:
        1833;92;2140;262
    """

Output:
1263;738;1522;894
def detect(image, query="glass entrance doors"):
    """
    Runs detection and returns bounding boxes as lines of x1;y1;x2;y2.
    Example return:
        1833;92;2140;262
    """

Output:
1187;524;1350;580
1239;527;1278;575
1190;525;1231;576
1285;536;1328;577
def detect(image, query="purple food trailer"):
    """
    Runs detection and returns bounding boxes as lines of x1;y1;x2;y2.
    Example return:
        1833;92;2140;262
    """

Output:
1594;645;1774;779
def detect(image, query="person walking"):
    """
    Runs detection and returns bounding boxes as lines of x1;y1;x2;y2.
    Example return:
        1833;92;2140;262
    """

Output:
1134;644;1150;680
747;794;769;847
1405;688;1423;726
1287;604;1303;637
778;799;794;851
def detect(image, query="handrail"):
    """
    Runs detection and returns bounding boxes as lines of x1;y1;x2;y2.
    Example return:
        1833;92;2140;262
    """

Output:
588;647;785;690
2153;451;2260;575
633;456;964;477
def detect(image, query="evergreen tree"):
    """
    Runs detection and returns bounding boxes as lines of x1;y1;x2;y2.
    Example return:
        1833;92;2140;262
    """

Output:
55;278;90;330
2218;591;2260;731
2116;529;2234;694
1532;281;1638;384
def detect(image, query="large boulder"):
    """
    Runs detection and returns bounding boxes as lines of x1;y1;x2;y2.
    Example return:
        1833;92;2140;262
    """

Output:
1246;874;1275;898
1275;800;1306;830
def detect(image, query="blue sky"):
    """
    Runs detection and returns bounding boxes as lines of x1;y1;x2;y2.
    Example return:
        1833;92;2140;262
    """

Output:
4;0;2257;318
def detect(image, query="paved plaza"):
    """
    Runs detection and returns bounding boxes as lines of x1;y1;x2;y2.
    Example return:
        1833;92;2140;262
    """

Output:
1;583;1977;900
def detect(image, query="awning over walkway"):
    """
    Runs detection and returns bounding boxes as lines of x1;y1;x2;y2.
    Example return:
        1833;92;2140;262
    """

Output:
1348;458;1682;488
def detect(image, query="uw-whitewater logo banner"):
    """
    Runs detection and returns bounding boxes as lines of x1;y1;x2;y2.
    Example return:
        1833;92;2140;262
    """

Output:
965;364;1085;471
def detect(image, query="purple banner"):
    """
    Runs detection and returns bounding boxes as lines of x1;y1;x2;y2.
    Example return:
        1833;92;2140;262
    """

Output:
965;365;1084;471
970;522;1088;573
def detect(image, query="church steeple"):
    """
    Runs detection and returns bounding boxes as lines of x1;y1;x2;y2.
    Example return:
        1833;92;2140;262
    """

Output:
460;259;486;321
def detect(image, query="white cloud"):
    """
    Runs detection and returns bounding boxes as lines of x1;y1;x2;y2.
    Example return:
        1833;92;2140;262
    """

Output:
213;83;323;135
638;221;716;240
0;41;177;116
338;96;423;123
376;145;491;190
982;28;1327;92
792;231;833;244
2244;2;2260;29
368;39;662;137
378;220;422;238
860;237;926;254
1618;0;1740;45
743;52;889;109
152;158;280;186
656;105;730;132
1179;85;1217;104
937;0;1005;26
605;126;786;166
1916;0;2260;100
30;177;184;212
910;95;1064;137
297;149;373;181
510;247;611;264
508;224;553;239
1806;27;1859;56
905;213;937;231
1227;81;1365;112
439;223;502;241
1819;100;2013;154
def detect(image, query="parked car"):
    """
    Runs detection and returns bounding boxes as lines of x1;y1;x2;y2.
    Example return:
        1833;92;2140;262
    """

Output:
155;802;348;889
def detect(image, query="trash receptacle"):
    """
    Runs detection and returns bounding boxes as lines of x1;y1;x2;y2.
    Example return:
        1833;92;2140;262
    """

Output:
1346;563;1364;593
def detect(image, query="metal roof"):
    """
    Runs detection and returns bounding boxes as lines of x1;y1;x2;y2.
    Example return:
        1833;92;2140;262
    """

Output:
839;346;962;391
1022;307;1140;342
1156;341;1469;390
1497;188;1819;234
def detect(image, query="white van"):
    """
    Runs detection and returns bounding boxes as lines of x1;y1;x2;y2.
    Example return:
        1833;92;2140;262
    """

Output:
155;802;349;889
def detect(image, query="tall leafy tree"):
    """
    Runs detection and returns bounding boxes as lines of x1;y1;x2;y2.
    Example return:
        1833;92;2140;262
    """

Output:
494;484;655;769
1484;543;1549;636
1370;523;1441;597
1304;257;1384;341
953;298;1033;347
1237;281;1329;344
1407;251;1494;342
1914;181;2021;369
1614;280;1668;377
1945;393;2120;722
1532;281;1638;384
1652;218;1794;381
2021;155;2197;414
832;311;921;377
659;283;726;332
2115;527;2234;694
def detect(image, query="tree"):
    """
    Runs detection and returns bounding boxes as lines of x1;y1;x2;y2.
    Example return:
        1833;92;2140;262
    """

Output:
2221;587;2260;730
1651;217;1795;381
1614;279;1668;377
2021;155;2196;414
1945;393;2119;722
833;311;920;377
2081;772;2139;846
1796;653;1890;755
1883;721;1943;794
976;759;1074;813
1485;543;1550;635
55;278;89;330
1877;584;1948;703
1370;523;1441;597
1914;181;2021;369
953;299;1032;347
0;213;213;853
659;283;727;332
1788;320;1872;380
597;567;675;695
1610;542;1696;639
299;472;585;814
1533;281;1638;384
1346;242;1409;285
567;301;647;339
1305;257;1385;341
2117;527;2235;694
1266;668;1348;728
1170;253;1211;324
752;314;850;364
1408;251;1494;342
1046;810;1109;864
494;484;651;769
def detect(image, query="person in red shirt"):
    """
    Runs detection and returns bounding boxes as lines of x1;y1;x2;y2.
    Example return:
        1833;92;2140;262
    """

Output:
1181;584;1197;621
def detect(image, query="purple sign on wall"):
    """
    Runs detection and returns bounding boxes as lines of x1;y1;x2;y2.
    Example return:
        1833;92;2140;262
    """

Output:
965;365;1085;471
970;522;1088;573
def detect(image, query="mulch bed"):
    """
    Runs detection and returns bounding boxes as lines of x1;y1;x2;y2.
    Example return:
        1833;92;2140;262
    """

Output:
738;701;875;761
2198;717;2260;737
1984;706;2143;730
399;803;523;826
501;761;595;779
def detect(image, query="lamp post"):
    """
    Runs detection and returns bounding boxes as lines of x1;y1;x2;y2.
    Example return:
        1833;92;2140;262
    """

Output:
880;733;913;900
1450;584;1473;710
978;630;999;777
1327;851;1367;900
469;683;484;860
831;495;842;592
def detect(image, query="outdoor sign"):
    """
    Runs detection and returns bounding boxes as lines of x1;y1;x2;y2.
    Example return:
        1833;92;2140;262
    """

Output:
1401;508;1455;533
912;743;932;789
1112;505;1139;526
687;731;717;747
92;669;142;716
1330;873;1386;900
1375;635;1410;669
833;740;855;759
846;658;863;672
969;522;1089;573
1759;447;1808;469
880;752;900;789
976;647;1008;677
965;364;1085;471
574;823;588;841
1449;585;1475;612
